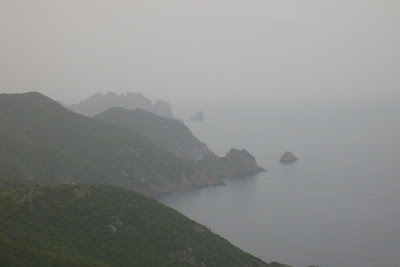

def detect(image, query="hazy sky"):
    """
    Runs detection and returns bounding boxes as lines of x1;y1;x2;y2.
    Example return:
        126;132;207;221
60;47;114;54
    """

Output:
1;0;399;109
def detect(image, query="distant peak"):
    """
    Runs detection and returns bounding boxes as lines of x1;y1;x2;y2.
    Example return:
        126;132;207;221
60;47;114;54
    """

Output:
22;91;46;97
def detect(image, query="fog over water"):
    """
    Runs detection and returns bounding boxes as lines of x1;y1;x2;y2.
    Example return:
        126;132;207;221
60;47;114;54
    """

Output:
160;107;400;267
1;1;400;266
1;1;399;109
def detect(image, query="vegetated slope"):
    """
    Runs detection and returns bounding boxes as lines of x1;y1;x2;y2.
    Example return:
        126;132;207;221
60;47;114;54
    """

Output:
93;108;265;176
95;107;212;161
0;92;215;195
0;184;289;266
0;92;264;195
0;175;34;192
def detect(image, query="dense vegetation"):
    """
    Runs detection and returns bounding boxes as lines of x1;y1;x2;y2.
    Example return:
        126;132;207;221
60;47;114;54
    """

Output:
0;92;210;195
0;184;288;266
0;92;264;195
0;92;288;266
0;175;34;192
95;107;212;160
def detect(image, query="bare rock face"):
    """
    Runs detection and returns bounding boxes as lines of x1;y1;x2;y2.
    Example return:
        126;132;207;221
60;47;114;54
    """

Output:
191;111;204;122
196;148;265;178
225;148;265;174
279;151;298;164
153;99;173;118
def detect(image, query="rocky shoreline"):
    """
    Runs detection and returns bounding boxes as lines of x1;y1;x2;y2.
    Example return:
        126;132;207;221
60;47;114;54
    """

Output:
144;148;266;197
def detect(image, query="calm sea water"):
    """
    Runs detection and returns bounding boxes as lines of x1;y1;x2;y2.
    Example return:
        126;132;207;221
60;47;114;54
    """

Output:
160;107;400;267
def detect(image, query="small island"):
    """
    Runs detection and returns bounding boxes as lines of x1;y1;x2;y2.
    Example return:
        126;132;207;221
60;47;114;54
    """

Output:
191;111;204;122
279;151;298;164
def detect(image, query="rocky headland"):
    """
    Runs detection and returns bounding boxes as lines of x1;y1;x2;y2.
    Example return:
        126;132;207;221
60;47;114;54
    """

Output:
196;148;265;178
1;92;266;197
146;148;265;196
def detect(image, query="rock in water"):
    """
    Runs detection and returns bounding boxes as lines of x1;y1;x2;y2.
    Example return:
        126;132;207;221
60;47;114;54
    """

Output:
191;111;204;122
279;151;298;164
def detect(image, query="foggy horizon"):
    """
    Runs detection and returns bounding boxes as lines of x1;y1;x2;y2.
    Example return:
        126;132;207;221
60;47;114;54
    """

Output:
1;2;400;266
1;0;399;111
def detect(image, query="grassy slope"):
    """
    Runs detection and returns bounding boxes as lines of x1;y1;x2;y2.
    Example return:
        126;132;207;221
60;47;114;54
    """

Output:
0;184;284;266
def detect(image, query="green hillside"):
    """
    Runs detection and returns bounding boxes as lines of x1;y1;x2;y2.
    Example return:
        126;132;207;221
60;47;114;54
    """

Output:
0;92;288;266
0;175;34;192
95;107;212;161
0;92;216;195
0;92;264;195
0;184;288;266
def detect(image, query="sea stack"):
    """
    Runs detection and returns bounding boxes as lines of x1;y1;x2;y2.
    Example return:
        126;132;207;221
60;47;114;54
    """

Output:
279;151;298;164
191;111;204;122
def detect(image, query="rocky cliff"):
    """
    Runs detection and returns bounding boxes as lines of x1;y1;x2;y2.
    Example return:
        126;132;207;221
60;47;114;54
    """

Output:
153;99;173;118
195;149;265;178
147;148;266;195
1;92;265;197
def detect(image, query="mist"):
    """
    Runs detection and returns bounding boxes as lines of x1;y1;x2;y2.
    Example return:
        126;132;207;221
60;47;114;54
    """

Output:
1;0;399;111
2;1;400;266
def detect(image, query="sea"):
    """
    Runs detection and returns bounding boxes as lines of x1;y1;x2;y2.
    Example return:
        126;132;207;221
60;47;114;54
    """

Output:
159;104;400;267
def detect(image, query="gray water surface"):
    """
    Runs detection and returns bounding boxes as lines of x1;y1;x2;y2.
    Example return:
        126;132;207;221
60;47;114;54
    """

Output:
160;109;400;267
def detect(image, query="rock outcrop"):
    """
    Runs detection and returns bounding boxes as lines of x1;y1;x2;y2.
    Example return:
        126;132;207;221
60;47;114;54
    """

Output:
2;92;266;197
196;148;265;178
279;151;298;164
153;99;173;118
191;111;204;122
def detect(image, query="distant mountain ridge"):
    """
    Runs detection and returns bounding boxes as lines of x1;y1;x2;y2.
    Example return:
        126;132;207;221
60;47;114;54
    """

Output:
0;92;199;195
0;92;264;196
0;92;287;266
61;91;175;119
95;107;212;161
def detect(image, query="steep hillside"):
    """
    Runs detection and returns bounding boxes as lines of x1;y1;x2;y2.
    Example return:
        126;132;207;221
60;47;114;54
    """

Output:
0;184;289;266
95;107;212;161
0;92;264;195
0;92;216;195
